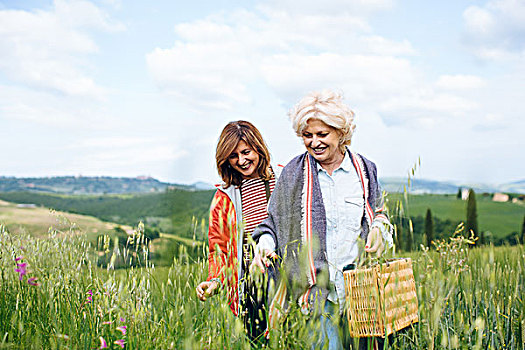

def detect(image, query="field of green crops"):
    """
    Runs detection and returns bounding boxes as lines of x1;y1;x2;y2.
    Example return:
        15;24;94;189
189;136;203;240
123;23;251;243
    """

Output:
1;221;524;349
387;193;525;241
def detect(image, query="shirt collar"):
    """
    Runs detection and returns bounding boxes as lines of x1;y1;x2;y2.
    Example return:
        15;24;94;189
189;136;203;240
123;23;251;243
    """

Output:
316;149;352;174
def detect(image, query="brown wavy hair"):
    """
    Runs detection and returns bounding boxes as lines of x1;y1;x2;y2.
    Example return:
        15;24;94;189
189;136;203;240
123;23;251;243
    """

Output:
216;120;272;188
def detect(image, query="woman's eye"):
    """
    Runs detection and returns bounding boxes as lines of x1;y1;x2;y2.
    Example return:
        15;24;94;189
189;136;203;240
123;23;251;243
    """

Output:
319;133;328;137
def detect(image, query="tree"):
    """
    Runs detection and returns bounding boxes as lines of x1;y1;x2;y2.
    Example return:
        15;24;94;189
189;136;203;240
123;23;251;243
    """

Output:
466;189;479;243
395;222;404;251
424;208;434;248
521;214;525;245
457;187;462;200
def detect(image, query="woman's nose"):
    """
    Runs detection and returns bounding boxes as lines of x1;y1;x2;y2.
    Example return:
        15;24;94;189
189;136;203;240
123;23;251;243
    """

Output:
310;136;320;147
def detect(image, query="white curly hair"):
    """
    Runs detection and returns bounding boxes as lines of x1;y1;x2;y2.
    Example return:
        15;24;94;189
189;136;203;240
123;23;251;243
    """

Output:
288;89;356;151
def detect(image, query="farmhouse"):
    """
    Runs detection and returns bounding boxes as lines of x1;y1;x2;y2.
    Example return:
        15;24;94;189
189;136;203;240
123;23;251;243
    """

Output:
16;203;37;208
492;193;509;202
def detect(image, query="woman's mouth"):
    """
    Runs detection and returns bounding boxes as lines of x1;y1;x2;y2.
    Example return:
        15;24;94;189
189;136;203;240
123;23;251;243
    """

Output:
239;162;252;170
311;147;326;155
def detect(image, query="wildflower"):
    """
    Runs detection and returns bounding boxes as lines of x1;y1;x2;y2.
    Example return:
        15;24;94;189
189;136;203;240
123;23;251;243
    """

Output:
116;326;127;335
114;339;125;348
87;289;93;303
14;262;27;280
120;317;125;322
27;277;40;286
15;256;23;262
99;336;108;349
102;321;112;325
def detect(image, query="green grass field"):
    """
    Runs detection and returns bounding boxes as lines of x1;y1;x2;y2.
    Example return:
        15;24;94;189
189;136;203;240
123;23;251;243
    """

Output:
1;222;523;349
0;199;203;268
1;190;524;244
0;199;126;241
388;193;525;240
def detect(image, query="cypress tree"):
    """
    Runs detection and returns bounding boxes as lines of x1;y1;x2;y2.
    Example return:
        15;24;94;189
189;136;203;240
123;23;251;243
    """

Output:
424;208;434;248
396;222;404;252
521;214;525;245
457;187;462;200
466;189;479;243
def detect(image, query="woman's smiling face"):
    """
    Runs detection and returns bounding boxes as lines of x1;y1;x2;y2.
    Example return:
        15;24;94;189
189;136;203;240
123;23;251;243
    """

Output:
227;140;260;180
301;119;343;168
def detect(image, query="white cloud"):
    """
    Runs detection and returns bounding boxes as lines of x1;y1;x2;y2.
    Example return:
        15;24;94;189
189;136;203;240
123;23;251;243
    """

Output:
84;145;185;164
0;84;115;129
146;6;420;116
67;136;189;173
259;0;394;16
0;0;124;97
464;6;495;36
259;53;418;105
435;74;487;90
72;136;158;148
463;0;525;60
54;0;125;32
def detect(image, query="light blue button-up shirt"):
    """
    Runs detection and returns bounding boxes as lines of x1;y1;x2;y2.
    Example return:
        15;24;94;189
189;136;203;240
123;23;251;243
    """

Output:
317;151;364;304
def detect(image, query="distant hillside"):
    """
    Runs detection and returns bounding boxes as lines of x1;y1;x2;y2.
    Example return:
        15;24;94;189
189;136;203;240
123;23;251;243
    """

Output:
0;189;215;240
381;178;460;194
0;176;206;194
498;180;525;194
1;175;522;195
380;177;525;194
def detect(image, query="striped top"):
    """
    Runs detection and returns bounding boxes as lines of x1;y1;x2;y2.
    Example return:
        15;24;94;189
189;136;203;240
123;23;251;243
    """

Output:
240;176;276;234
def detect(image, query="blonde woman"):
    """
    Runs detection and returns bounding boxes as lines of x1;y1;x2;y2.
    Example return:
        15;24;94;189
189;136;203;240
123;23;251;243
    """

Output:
252;90;393;348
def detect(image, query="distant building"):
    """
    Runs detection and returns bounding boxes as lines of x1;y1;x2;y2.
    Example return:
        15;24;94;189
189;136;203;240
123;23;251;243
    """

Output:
512;195;525;203
461;189;470;200
493;193;509;202
16;203;37;208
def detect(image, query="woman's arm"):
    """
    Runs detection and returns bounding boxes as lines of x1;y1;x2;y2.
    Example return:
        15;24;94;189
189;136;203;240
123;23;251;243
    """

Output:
207;190;233;284
365;182;394;256
196;190;233;300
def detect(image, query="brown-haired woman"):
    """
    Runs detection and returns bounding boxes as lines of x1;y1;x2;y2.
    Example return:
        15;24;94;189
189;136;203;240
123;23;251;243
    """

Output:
196;120;280;342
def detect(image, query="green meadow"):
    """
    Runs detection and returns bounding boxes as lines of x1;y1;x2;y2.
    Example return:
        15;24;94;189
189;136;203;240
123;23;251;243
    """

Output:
1;221;524;349
388;193;525;241
0;189;524;348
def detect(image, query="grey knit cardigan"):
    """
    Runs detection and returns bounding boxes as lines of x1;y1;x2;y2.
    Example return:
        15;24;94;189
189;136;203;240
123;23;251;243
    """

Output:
252;149;382;303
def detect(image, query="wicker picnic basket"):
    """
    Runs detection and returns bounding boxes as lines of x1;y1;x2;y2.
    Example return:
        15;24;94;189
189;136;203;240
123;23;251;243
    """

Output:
343;258;419;338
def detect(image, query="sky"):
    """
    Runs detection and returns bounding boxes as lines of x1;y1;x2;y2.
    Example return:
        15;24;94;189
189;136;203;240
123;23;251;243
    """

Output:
0;0;524;186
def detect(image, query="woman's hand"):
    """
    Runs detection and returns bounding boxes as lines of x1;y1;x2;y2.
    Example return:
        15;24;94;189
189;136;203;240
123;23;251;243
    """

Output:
365;227;384;257
196;280;219;301
250;249;277;273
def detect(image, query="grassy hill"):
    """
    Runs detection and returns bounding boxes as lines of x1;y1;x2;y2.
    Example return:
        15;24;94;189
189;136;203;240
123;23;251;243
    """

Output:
0;189;215;240
0;199;125;241
1;189;523;249
389;193;525;242
0;198;202;266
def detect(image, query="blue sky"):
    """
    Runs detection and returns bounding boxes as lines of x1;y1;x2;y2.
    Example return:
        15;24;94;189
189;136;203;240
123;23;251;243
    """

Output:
1;0;524;185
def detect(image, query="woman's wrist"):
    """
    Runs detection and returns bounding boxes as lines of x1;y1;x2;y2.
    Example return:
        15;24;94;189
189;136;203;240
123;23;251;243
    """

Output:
209;278;221;288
